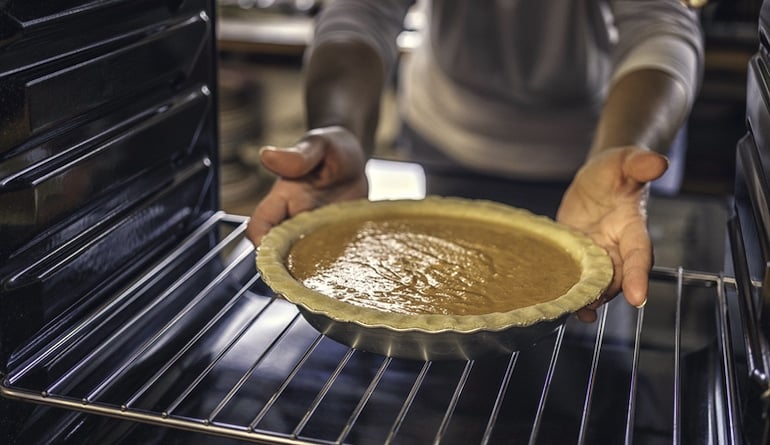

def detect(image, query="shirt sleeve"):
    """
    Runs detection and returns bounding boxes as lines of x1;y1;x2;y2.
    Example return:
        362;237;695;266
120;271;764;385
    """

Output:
609;0;704;109
309;0;415;78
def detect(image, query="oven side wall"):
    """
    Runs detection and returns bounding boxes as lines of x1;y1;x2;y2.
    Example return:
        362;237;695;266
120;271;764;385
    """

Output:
0;1;220;442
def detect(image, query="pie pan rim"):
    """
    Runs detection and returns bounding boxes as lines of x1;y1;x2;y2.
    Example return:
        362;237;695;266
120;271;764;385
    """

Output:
256;196;614;334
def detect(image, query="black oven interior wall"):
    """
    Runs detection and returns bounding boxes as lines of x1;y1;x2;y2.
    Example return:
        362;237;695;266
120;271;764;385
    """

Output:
0;0;220;440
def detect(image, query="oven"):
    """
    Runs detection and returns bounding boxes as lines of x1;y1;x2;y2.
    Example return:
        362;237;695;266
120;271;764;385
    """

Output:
0;1;765;444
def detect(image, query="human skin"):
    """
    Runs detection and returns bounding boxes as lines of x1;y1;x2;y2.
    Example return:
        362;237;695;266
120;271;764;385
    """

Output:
247;39;689;323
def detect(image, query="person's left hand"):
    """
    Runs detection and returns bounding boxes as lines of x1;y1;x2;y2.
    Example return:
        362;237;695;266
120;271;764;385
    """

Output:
556;146;669;322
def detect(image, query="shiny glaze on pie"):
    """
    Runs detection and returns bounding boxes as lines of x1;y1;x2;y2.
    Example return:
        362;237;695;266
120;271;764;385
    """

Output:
286;214;581;316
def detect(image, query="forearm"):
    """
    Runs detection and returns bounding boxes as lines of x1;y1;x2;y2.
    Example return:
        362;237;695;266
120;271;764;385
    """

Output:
304;40;386;156
589;68;690;157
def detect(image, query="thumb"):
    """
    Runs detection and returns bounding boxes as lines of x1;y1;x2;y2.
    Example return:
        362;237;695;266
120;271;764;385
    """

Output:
259;138;325;179
622;150;669;184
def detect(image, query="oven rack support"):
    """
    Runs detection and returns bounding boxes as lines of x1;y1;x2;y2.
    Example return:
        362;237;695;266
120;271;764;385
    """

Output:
727;212;770;445
0;213;738;444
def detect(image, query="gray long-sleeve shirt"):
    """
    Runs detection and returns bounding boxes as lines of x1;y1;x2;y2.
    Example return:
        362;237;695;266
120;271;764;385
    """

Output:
312;0;703;180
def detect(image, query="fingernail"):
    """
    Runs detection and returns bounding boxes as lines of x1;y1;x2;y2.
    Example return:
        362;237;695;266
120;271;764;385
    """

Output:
259;144;308;159
634;298;647;309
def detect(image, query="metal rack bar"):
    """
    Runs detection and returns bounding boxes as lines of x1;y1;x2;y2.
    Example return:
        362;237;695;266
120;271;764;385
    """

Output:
624;306;645;445
292;349;356;439
164;305;300;419
123;273;266;411
384;361;432;444
40;221;250;396
336;357;393;444
433;360;475;445
7;213;237;386
0;223;732;445
673;267;684;445
195;310;302;423
81;245;255;403
717;275;740;445
248;334;325;430
650;266;724;285
4;384;328;445
577;304;609;445
480;352;519;445
528;324;566;445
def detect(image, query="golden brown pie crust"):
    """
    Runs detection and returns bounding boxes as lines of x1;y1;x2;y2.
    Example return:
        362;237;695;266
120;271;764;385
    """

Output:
257;197;613;333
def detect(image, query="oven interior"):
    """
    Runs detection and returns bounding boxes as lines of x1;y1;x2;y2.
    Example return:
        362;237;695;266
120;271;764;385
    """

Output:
0;1;766;444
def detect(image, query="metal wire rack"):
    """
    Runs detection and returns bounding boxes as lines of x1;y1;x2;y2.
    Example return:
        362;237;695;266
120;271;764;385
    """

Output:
0;212;735;444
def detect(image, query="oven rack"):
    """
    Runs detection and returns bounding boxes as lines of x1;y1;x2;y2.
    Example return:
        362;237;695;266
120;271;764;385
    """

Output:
0;212;737;444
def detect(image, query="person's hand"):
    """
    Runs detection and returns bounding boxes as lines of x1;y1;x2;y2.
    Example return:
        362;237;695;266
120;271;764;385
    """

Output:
246;126;368;245
556;146;669;322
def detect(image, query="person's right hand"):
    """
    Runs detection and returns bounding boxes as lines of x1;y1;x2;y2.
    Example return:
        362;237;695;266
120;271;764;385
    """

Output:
246;126;369;245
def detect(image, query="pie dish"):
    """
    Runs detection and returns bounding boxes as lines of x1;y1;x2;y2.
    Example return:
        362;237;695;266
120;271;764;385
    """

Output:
257;196;613;360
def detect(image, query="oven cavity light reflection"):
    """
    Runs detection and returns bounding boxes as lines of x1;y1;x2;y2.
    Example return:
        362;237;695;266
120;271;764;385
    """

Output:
365;158;426;201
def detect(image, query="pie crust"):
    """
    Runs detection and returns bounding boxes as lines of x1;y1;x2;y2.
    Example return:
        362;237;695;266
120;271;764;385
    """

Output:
257;197;613;335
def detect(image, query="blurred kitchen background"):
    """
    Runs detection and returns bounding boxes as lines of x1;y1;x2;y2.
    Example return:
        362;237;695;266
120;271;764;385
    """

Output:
213;0;761;216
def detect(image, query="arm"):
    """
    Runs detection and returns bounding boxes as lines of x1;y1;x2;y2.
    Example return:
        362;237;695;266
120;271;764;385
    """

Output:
590;68;689;156
246;39;384;244
303;0;413;148
557;1;703;321
304;39;386;155
557;69;688;321
246;1;412;244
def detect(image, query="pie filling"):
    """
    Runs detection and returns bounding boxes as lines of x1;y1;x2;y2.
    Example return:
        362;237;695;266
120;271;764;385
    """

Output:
287;214;581;316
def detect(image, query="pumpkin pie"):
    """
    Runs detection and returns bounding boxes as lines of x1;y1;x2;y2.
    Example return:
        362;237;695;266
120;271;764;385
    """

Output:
257;197;613;338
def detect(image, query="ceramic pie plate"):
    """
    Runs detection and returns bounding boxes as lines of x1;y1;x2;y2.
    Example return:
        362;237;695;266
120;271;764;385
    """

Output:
257;196;613;360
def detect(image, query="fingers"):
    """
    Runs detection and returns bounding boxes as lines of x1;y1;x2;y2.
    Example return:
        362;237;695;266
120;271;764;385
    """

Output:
248;127;368;247
259;138;325;179
615;148;661;307
246;191;289;245
567;146;662;323
618;221;653;308
246;180;322;245
579;219;650;322
576;307;598;323
623;150;669;184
